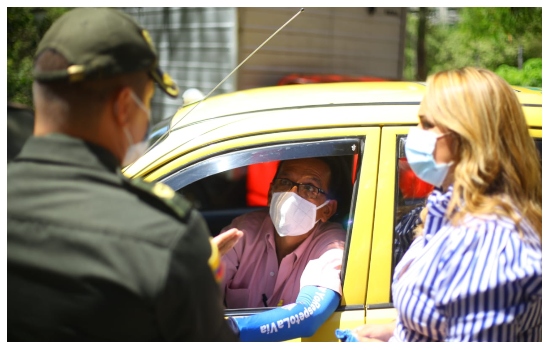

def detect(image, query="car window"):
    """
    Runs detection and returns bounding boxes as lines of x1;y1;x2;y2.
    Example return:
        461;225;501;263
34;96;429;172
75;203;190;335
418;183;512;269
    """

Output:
147;118;171;149
534;138;542;161
159;138;362;236
391;135;432;272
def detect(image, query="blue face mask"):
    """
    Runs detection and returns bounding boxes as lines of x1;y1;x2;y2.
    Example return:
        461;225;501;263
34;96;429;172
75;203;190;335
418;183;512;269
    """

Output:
405;127;453;187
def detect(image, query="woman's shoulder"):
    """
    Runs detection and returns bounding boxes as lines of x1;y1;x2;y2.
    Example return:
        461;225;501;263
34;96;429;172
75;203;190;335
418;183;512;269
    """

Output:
461;213;540;244
437;214;541;276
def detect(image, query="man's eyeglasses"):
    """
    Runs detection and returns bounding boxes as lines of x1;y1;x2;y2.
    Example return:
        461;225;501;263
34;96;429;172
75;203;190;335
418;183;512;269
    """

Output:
271;178;327;200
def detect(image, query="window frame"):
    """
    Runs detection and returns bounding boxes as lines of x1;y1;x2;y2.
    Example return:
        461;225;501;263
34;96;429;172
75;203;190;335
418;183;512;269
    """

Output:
158;137;364;239
160;138;362;191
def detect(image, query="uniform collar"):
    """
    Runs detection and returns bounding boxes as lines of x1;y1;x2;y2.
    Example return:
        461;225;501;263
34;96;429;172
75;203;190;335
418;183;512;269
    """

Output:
15;133;120;173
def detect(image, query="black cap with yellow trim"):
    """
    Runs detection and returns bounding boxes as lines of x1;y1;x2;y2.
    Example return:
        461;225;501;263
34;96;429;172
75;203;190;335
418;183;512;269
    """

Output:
33;7;179;98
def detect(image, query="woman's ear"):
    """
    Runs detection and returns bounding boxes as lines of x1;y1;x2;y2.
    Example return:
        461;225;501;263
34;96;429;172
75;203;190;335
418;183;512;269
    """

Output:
319;199;338;222
447;133;461;167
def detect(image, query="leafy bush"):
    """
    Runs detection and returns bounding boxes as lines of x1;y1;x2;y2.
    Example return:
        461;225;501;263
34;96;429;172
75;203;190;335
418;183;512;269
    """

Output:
7;8;70;107
522;58;542;87
495;58;542;87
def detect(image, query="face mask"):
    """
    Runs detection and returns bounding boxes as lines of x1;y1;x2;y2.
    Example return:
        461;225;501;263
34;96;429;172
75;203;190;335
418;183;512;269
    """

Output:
269;191;329;237
122;91;151;167
405;127;453;187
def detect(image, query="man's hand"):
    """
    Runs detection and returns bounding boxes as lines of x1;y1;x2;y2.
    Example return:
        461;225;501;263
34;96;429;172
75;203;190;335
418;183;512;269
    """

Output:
213;228;243;256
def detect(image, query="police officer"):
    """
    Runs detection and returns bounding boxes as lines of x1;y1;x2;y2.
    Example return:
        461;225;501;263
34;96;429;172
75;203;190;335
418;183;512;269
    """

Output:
7;8;238;341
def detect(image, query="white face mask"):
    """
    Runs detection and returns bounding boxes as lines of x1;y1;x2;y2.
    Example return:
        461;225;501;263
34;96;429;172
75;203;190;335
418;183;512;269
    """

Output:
269;191;329;237
122;91;151;167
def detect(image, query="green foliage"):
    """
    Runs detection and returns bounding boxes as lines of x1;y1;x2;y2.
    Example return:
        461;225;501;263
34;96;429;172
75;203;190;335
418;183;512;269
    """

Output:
405;7;542;87
7;57;34;107
496;58;542;87
458;7;542;41
7;7;71;107
403;13;418;81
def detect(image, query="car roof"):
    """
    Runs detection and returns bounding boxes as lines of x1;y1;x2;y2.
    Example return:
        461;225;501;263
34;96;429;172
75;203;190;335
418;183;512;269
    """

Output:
169;81;427;129
125;81;542;178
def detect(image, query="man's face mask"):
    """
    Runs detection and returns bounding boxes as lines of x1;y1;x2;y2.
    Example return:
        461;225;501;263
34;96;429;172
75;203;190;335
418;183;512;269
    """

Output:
122;91;151;167
269;191;329;237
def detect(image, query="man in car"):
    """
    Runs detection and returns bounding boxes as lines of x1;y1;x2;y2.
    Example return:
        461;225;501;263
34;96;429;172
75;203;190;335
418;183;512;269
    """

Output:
221;156;352;341
7;8;237;341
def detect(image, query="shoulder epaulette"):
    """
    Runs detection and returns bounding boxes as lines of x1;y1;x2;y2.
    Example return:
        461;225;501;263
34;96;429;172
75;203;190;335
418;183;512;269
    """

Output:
124;175;193;221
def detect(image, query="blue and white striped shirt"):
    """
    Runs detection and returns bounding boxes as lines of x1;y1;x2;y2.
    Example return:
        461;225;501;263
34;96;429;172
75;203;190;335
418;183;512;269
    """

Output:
390;187;542;342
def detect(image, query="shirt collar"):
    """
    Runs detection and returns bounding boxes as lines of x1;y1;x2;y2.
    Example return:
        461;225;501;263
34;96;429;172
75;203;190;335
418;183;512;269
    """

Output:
15;133;120;173
423;186;454;238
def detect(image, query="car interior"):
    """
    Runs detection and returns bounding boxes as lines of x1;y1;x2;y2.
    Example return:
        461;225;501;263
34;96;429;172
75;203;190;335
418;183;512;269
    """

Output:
177;154;357;237
159;138;361;238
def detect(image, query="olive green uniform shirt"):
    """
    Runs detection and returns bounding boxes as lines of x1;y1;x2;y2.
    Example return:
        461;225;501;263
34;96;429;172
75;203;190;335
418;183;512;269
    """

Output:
7;133;237;341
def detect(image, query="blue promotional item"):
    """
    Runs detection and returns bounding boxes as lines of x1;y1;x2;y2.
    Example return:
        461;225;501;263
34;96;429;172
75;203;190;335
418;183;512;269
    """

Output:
229;285;340;342
335;328;359;342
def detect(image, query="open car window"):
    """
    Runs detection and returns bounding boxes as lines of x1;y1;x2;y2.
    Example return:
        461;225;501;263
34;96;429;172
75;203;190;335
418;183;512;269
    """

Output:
158;138;362;237
534;138;542;161
391;134;433;271
156;137;361;315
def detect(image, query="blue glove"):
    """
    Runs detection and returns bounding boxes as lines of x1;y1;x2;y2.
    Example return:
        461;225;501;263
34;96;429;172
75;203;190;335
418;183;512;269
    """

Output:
335;328;359;342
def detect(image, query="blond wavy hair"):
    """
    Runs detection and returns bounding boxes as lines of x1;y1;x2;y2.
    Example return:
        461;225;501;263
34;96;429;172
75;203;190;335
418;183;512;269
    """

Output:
415;67;542;240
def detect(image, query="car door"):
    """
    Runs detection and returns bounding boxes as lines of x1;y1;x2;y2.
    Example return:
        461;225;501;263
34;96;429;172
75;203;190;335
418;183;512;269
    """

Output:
362;125;428;325
146;126;382;341
365;124;542;328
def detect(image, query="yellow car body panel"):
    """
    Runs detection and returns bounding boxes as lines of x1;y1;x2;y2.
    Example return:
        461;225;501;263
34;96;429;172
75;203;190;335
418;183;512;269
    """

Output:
366;126;412;306
126;104;424;180
340;127;380;305
122;81;542;342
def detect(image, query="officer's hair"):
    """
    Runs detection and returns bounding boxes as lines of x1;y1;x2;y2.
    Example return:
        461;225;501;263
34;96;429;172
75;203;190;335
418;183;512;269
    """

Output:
33;49;149;123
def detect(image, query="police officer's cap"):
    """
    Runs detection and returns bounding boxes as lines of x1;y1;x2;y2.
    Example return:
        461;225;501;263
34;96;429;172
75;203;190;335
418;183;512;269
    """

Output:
33;7;179;98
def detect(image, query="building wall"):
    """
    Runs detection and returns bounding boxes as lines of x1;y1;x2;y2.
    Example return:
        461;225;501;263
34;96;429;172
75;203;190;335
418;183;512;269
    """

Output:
120;7;238;123
121;7;406;123
236;7;407;90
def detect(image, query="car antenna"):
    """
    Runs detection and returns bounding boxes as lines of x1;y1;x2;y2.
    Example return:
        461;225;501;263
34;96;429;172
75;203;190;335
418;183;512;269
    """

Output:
169;8;304;132
137;8;304;168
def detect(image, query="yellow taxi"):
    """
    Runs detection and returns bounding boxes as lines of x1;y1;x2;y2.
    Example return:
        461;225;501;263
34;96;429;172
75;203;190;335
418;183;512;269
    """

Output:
123;81;542;342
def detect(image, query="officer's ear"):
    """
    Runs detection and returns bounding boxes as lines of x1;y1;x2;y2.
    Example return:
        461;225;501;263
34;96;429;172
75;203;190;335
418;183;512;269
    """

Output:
112;87;133;127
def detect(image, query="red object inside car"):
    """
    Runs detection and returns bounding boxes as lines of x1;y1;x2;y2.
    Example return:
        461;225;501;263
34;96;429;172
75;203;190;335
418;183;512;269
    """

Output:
246;161;280;206
398;158;434;199
246;157;431;207
278;73;387;85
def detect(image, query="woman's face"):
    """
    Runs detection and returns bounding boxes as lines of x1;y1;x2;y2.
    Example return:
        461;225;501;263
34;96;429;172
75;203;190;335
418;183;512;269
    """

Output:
417;104;455;166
